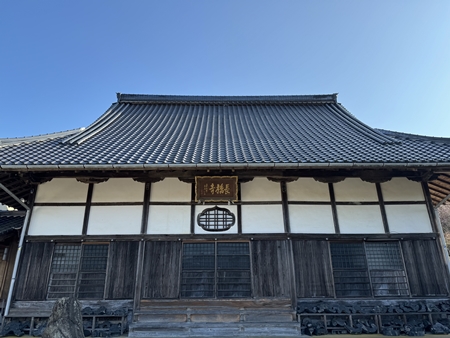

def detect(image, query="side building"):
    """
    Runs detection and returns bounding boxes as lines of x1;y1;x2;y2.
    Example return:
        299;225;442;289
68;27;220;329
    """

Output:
1;94;450;336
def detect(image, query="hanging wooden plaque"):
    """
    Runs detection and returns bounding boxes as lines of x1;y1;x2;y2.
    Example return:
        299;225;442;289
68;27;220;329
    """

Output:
195;176;238;202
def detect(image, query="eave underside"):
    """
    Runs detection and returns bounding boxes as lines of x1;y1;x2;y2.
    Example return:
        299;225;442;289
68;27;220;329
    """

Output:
1;169;450;210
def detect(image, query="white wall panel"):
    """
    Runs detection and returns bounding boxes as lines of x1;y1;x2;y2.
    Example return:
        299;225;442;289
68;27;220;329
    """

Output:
334;178;378;202
241;178;281;201
147;205;191;234
241;205;284;233
195;205;238;234
337;205;385;234
289;205;335;233
92;178;144;202
35;178;88;203
28;206;84;235
150;178;191;202
287;178;330;202
87;206;142;235
381;178;425;201
386;205;432;233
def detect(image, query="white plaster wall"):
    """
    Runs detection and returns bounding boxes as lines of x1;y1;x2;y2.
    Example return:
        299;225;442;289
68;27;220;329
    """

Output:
195;205;238;234
334;178;378;202
147;205;191;234
286;178;330;202
337;205;385;234
289;205;335;233
35;178;88;203
87;206;142;235
91;178;144;202
241;205;284;233
385;205;432;233
381;178;425;201
241;178;281;202
28;206;84;235
150;178;191;202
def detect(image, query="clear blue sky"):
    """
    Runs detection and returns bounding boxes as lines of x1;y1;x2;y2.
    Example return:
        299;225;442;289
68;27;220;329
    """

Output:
1;1;449;138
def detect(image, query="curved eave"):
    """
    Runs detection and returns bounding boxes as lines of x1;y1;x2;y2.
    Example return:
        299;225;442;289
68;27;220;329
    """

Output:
2;161;450;171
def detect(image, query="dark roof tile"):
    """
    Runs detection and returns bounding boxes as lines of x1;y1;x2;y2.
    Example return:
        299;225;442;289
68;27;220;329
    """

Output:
0;94;449;169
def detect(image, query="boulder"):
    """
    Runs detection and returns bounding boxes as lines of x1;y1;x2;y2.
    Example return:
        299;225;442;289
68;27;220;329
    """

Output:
42;297;85;338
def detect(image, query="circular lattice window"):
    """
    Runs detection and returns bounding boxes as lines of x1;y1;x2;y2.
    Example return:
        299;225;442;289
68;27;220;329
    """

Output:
197;206;236;232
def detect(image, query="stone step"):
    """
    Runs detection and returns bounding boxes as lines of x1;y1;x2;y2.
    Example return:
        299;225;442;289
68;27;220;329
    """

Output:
134;311;297;323
135;307;295;315
134;311;296;323
129;322;302;337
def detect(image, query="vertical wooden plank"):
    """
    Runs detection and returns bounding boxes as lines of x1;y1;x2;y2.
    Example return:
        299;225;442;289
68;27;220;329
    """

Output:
133;240;145;311
106;241;139;299
2;241;18;300
287;239;298;309
402;239;449;296
237;183;242;235
142;241;182;299
329;183;340;234
15;242;54;301
141;183;151;234
251;240;291;298
376;183;390;233
292;240;334;298
82;183;94;235
190;183;196;235
280;181;290;234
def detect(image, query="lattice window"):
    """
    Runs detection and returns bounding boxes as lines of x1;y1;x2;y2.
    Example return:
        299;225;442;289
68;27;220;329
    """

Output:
330;241;409;298
330;242;371;297
78;244;109;299
181;243;215;298
197;206;235;232
366;242;409;297
181;242;251;299
47;243;108;299
48;245;81;299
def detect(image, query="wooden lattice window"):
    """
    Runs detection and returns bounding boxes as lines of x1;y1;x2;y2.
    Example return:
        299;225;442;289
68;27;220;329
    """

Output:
197;206;236;232
47;243;109;299
365;242;409;297
181;242;251;299
330;242;371;297
330;241;409;298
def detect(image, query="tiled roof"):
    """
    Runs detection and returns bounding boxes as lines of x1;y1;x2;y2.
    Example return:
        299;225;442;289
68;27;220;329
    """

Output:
0;211;25;236
0;94;450;170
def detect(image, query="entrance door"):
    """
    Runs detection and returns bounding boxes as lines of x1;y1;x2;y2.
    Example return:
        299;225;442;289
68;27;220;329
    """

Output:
180;242;251;298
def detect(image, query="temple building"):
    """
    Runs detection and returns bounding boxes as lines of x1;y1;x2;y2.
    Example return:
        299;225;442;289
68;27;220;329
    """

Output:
0;93;450;336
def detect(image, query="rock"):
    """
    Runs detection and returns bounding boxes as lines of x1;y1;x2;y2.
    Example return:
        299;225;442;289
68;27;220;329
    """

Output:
382;327;400;336
82;307;94;315
42;297;85;338
94;306;107;315
0;319;25;337
31;320;47;336
431;322;450;335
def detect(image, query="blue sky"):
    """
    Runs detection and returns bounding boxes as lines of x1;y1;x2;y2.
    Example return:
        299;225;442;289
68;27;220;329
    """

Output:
1;1;449;138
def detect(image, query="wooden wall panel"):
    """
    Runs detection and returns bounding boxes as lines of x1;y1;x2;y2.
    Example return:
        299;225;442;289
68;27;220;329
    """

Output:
15;242;54;301
402;239;449;297
142;241;182;299
292;240;334;298
251;240;291;298
106;241;139;299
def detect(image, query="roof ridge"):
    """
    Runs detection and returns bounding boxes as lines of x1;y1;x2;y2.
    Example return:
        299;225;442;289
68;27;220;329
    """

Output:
62;103;122;145
116;93;338;104
332;104;401;145
377;129;450;143
0;128;84;147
